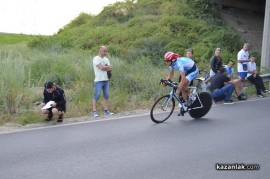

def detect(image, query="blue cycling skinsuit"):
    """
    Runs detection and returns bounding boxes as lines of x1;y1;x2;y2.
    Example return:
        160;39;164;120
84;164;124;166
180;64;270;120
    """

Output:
168;57;199;82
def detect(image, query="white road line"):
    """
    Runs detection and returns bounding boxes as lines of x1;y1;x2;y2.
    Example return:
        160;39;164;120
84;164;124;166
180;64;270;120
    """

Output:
0;112;150;135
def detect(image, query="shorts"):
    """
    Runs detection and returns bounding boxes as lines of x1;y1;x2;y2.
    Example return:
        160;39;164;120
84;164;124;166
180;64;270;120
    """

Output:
238;72;247;78
93;81;110;101
186;65;199;83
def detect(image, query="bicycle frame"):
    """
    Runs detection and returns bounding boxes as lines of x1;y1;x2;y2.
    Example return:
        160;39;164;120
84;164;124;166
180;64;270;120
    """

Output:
150;79;213;123
162;79;205;112
186;84;205;110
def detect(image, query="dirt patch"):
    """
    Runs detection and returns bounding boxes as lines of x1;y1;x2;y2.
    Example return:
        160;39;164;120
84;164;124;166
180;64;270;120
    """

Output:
0;109;150;134
218;7;264;52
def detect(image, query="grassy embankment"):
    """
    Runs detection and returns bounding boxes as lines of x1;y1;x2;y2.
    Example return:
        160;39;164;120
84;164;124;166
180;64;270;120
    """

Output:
0;34;166;125
0;0;261;125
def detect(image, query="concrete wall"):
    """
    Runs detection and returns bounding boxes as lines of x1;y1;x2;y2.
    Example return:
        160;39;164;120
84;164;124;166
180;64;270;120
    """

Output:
261;0;270;73
216;0;265;12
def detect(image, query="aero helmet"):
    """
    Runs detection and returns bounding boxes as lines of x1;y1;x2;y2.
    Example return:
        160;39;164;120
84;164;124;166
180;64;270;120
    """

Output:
164;52;180;61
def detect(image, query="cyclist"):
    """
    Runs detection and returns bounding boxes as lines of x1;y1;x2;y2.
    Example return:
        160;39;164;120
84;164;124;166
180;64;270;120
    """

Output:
164;51;199;106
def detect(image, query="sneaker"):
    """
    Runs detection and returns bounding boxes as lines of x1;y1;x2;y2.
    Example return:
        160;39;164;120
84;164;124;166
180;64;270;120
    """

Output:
240;93;246;97
224;100;234;104
238;95;247;100
104;110;114;116
57;114;64;122
258;94;264;98
263;89;270;93
93;111;99;117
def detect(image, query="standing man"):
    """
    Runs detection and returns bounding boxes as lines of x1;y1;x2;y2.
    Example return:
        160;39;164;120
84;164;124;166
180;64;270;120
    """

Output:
92;46;113;117
237;43;250;100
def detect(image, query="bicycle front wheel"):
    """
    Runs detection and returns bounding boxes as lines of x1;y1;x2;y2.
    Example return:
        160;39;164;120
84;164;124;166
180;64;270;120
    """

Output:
150;95;175;123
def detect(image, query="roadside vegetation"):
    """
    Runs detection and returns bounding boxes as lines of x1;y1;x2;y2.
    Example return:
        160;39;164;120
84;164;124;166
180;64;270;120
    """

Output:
0;0;260;125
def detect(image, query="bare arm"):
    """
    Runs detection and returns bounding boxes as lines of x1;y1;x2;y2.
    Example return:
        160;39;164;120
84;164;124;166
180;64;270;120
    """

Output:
238;59;250;63
166;70;174;80
96;64;112;71
229;74;233;81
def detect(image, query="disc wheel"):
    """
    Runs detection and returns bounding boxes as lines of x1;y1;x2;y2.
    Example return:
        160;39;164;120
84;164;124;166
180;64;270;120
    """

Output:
189;92;212;119
150;95;175;123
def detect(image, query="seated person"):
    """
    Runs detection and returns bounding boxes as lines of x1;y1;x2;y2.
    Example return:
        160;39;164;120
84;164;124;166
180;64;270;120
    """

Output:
224;60;246;100
210;67;234;104
247;55;270;97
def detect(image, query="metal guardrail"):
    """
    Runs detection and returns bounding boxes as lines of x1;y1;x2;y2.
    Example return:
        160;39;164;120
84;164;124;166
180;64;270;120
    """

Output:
200;73;270;92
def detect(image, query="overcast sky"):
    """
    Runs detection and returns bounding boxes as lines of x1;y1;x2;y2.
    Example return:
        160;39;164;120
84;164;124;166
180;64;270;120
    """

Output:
0;0;124;35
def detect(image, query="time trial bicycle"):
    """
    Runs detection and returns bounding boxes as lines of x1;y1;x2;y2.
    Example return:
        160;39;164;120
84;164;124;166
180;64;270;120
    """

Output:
150;77;212;123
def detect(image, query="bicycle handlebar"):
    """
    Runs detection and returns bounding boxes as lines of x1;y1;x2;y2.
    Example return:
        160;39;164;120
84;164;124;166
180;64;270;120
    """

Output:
160;79;178;89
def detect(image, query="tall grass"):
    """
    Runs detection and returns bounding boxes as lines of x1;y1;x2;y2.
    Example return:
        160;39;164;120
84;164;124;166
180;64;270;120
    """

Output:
0;48;171;125
0;51;25;114
1;44;264;125
0;44;263;125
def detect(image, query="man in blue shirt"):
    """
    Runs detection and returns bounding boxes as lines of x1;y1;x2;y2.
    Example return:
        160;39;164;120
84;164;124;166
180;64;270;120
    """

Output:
224;60;246;100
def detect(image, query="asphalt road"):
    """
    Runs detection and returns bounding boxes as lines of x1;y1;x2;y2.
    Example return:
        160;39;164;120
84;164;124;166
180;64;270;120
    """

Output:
0;98;269;179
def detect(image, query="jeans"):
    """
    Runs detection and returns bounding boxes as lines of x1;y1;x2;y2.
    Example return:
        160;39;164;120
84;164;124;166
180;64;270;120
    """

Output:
93;81;110;100
211;84;234;101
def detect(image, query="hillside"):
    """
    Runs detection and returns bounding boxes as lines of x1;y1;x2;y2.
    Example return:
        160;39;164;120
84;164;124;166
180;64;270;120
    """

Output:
28;0;244;67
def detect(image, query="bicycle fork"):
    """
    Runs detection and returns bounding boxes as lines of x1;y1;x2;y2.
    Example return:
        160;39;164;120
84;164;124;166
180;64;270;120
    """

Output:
161;95;173;111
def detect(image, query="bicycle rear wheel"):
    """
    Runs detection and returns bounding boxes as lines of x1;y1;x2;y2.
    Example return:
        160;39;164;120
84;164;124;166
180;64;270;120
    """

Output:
189;92;212;119
150;95;175;123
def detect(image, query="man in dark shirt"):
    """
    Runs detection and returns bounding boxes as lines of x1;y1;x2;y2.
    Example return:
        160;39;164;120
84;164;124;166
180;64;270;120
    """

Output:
210;67;234;104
